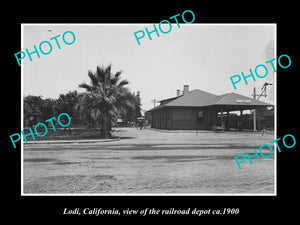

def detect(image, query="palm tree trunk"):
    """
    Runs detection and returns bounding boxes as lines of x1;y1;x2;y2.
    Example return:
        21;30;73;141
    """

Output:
100;115;111;138
108;120;112;132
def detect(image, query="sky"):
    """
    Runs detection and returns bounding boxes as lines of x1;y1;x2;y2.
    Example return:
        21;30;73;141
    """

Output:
22;24;275;112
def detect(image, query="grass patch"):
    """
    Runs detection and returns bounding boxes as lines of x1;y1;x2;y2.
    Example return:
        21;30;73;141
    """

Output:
24;158;57;163
23;126;116;141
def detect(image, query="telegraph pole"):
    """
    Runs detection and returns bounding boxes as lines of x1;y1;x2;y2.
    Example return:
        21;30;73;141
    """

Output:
151;99;159;108
252;88;257;131
252;82;273;131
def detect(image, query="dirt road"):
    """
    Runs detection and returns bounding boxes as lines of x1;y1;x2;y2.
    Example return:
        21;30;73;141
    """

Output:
23;128;275;194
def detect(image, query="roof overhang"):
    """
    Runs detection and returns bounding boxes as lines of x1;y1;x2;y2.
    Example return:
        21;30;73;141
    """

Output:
146;90;274;113
205;104;273;111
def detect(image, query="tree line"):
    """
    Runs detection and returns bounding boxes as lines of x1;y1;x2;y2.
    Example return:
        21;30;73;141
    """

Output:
24;64;142;138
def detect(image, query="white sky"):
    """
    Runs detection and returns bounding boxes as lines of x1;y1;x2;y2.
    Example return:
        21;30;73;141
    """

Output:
22;24;275;111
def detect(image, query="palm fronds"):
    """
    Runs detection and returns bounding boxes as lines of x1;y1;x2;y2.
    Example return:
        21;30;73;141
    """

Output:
78;64;140;137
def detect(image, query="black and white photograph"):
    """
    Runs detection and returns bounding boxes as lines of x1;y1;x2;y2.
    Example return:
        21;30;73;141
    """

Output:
21;24;276;195
4;3;299;221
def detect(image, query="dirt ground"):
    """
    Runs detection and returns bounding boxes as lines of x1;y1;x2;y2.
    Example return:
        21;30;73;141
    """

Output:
23;128;275;194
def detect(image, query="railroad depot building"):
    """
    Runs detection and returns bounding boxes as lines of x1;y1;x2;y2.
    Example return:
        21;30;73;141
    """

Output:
147;85;274;131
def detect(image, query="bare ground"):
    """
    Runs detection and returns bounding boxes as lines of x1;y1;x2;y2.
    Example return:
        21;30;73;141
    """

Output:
23;128;275;194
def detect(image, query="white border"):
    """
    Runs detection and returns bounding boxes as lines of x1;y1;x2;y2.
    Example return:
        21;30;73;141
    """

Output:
274;24;277;196
21;24;24;195
21;23;277;196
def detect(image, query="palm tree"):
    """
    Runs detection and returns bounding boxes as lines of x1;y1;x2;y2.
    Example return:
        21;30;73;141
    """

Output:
78;64;136;138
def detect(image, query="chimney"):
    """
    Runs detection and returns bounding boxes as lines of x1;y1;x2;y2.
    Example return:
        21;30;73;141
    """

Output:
176;89;180;96
183;85;189;95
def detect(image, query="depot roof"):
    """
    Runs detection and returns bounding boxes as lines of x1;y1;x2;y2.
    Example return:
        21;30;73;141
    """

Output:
148;89;272;112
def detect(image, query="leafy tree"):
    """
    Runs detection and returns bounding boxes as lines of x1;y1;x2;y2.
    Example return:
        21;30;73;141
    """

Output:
40;98;57;121
78;64;135;138
24;96;58;128
119;91;142;124
56;90;79;118
76;93;95;128
55;90;79;130
134;91;142;118
24;95;44;128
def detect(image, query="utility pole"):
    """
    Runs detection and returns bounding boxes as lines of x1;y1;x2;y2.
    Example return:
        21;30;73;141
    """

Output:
151;99;159;108
252;82;273;131
252;88;257;131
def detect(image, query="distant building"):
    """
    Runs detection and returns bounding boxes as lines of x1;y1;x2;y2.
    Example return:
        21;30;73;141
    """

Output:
147;85;273;131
